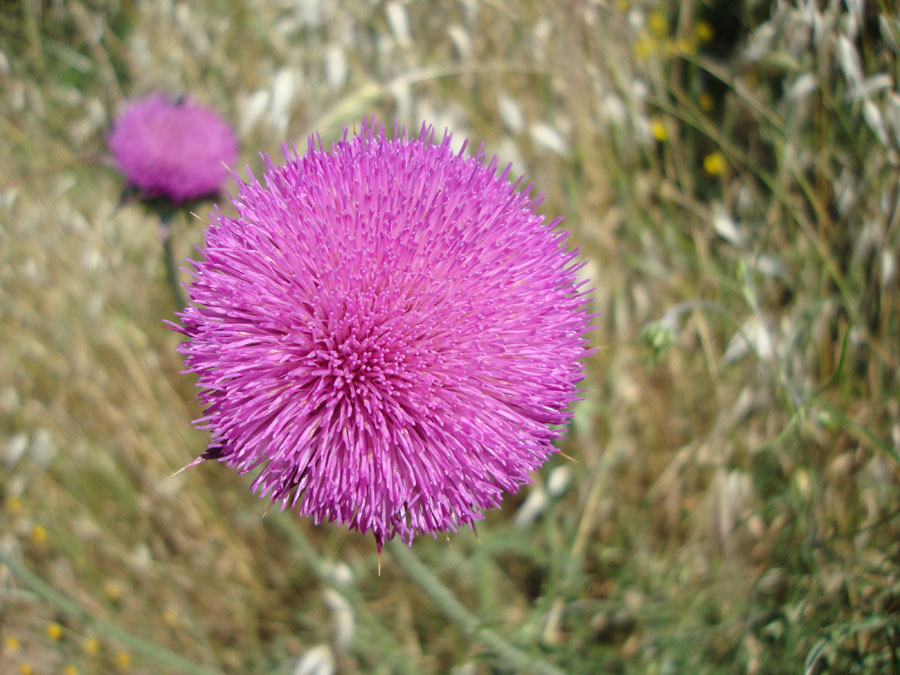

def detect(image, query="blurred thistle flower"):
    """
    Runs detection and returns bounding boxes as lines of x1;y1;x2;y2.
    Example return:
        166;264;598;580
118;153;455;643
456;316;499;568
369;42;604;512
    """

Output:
173;118;591;551
108;93;237;203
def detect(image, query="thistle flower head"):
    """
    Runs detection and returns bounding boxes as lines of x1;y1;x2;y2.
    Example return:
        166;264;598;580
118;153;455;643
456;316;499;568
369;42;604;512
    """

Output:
109;93;238;202
175;118;591;548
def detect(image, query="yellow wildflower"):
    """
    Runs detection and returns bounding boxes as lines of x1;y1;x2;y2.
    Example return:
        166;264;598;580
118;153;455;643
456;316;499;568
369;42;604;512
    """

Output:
19;664;33;675
696;21;714;43
45;622;63;641
675;38;695;55
649;10;668;37
4;636;19;653
115;650;132;671
703;151;727;175
699;93;715;111
62;666;79;675
650;117;668;142
82;636;101;656
634;35;658;58
103;581;122;603
30;525;47;546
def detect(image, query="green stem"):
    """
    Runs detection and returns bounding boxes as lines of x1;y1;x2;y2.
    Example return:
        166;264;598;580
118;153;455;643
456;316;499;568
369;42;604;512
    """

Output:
160;215;185;311
0;550;222;675
387;540;566;675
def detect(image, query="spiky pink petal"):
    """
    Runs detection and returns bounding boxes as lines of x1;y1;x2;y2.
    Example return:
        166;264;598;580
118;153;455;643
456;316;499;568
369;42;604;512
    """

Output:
175;118;591;545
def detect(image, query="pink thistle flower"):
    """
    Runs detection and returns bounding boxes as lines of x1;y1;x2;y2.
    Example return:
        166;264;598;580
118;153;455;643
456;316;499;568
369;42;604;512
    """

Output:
173;118;591;551
109;93;238;202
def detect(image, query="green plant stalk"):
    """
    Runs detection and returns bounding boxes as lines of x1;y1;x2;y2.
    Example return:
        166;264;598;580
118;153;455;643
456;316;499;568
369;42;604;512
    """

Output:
0;550;222;675
160;215;186;311
387;539;567;675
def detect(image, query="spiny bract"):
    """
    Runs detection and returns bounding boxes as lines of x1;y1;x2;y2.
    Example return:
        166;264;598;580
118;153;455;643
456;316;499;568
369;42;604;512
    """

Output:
175;118;591;550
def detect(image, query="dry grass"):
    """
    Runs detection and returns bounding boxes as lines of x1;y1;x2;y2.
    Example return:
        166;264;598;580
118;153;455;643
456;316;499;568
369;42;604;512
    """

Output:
2;0;900;673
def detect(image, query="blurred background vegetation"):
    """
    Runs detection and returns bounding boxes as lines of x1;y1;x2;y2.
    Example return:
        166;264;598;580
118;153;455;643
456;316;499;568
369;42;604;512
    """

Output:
2;0;900;673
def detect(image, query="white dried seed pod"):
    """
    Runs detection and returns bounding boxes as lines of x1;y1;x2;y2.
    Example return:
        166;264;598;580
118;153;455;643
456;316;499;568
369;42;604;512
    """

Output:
451;664;479;675
711;206;746;247
496;92;525;133
3;433;28;468
850;220;884;270
600;94;625;128
842;0;863;39
785;73;817;102
292;645;335;675
835;167;860;217
743;23;776;62
631;78;649;102
530;122;569;157
812;9;835;48
447;25;471;61
706;468;756;557
294;0;326;28
628;9;645;30
884;92;900;145
881;184;897;218
129;542;152;572
723;317;775;364
240;89;269;136
514;487;548;528
320;560;353;587
849;73;892;102
797;0;817;27
386;2;412;48
389;78;412;123
633;116;653;147
863;99;890;147
836;35;862;90
322;589;354;652
267;69;299;137
782;6;812;57
754;254;788;279
460;0;478;23
880;15;899;52
325;45;347;91
881;249;897;289
547;466;571;498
